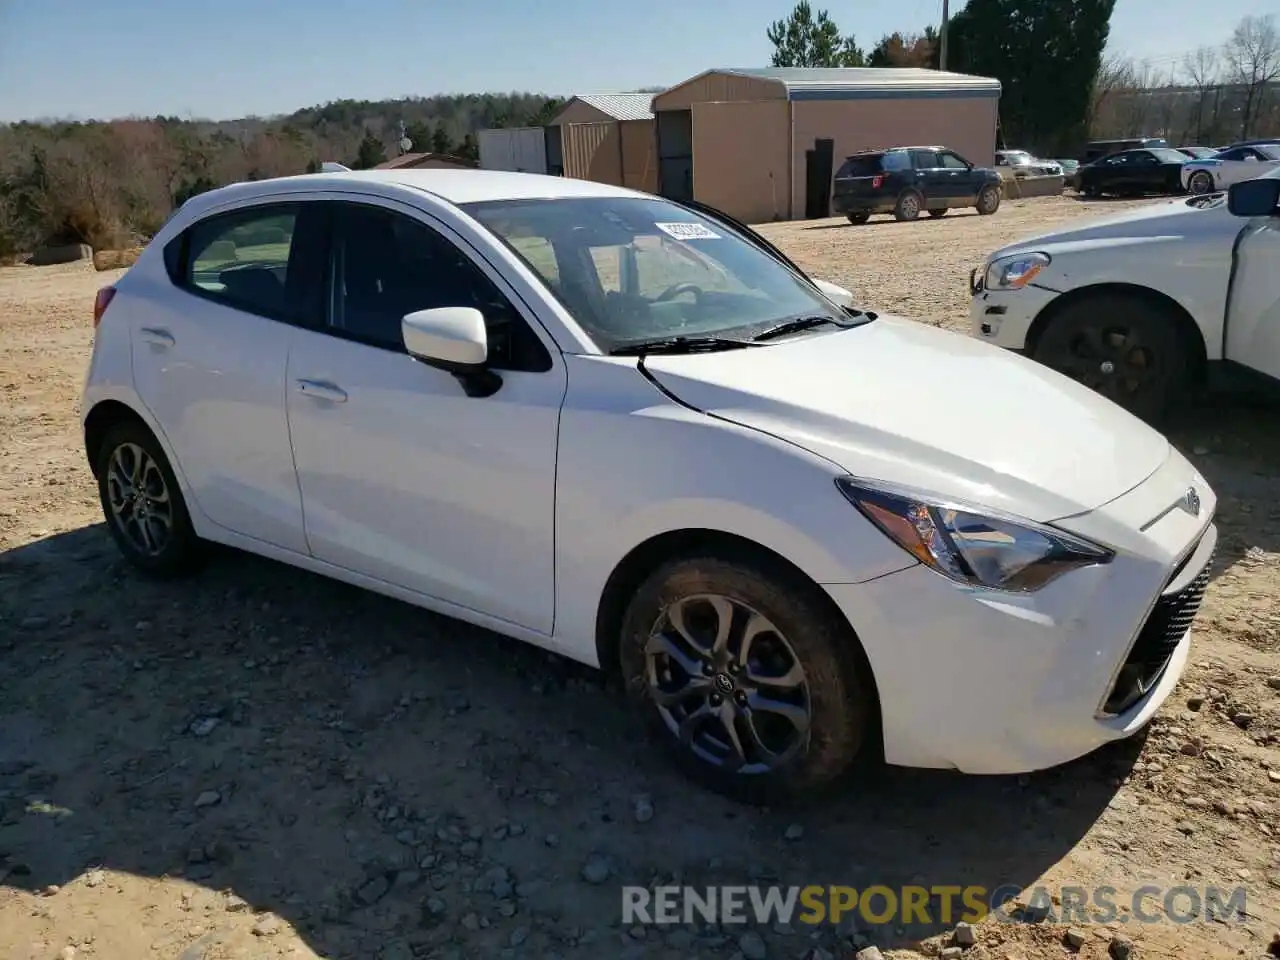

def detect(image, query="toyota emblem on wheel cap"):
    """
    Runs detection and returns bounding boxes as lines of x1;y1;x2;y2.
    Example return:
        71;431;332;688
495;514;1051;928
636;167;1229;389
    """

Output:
1180;486;1201;517
713;673;735;695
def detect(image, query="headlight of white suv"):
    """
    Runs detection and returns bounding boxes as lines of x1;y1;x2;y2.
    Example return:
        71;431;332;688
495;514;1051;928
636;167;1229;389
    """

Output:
836;478;1113;592
984;251;1050;290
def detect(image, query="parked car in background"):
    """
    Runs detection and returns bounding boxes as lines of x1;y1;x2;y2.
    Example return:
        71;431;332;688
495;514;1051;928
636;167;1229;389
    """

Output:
995;150;1063;177
1181;143;1280;195
81;167;1218;800
1175;146;1219;160
1082;137;1171;163
1073;148;1187;197
1055;158;1080;176
832;146;1003;224
971;167;1280;421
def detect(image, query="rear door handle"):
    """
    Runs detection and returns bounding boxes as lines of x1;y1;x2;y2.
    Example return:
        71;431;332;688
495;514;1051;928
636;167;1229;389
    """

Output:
295;379;348;403
139;327;174;347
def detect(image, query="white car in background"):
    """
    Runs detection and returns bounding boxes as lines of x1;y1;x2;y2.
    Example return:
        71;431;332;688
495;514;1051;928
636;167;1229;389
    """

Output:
972;168;1280;421
1181;142;1280;195
83;168;1216;800
995;149;1063;178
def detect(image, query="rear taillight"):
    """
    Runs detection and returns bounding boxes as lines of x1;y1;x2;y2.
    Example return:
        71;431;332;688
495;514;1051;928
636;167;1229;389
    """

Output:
93;286;117;329
872;174;885;189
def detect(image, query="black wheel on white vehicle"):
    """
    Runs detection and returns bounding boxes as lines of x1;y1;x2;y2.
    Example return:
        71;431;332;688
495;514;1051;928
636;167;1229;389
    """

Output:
1187;170;1215;195
975;184;1002;215
96;420;204;577
846;212;871;225
893;190;923;221
1032;293;1192;423
618;552;871;803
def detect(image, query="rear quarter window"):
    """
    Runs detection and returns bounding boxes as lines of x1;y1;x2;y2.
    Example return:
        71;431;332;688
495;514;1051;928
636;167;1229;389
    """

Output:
836;156;884;177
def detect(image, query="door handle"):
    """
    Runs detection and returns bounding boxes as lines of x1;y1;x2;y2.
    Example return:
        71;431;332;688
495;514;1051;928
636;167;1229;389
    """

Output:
139;327;175;347
295;379;348;403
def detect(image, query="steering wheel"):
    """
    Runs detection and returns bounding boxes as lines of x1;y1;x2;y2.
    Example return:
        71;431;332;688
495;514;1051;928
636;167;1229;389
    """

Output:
652;282;705;303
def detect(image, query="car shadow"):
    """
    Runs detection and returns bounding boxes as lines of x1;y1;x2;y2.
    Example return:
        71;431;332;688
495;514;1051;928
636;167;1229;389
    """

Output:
0;523;1138;958
803;211;984;230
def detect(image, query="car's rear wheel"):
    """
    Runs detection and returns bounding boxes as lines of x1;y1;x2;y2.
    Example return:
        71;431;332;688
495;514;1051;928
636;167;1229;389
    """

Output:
893;190;922;221
1031;293;1193;423
846;212;871;225
975;185;1002;215
1187;170;1215;195
618;552;871;803
96;420;204;577
928;208;949;218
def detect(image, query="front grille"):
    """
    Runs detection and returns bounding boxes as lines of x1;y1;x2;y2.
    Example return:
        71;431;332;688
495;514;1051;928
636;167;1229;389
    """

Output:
1102;532;1215;715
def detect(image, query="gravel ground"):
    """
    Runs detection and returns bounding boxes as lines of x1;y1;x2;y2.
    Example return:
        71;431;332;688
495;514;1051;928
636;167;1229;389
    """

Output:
2;194;1278;960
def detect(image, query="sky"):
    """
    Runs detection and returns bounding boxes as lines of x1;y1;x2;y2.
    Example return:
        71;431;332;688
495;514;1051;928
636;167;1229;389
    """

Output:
0;0;1270;122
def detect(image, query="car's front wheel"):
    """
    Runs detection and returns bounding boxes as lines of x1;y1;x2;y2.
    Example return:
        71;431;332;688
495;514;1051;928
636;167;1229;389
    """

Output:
619;552;871;802
846;212;871;225
975;184;1002;215
1187;170;1215;195
96;420;205;577
1031;292;1193;423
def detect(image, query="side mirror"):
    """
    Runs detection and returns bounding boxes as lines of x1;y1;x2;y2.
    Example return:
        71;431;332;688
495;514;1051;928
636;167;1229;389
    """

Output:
401;307;502;398
813;278;856;309
1227;178;1280;218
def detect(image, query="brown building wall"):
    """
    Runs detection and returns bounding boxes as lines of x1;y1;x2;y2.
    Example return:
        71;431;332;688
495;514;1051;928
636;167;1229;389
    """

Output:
653;72;783;111
549;99;613;125
619;119;657;194
790;97;999;217
690;100;791;224
561;121;623;185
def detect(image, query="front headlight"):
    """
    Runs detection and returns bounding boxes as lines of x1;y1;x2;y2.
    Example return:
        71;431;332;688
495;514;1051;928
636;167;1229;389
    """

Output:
984;251;1050;290
836;478;1113;592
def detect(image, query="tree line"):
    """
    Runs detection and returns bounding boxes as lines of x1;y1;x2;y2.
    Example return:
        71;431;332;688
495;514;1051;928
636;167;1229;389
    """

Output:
0;93;561;258
766;2;1278;155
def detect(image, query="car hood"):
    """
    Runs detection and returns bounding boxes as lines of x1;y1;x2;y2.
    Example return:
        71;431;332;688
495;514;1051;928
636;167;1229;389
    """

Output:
986;194;1238;261
643;317;1170;522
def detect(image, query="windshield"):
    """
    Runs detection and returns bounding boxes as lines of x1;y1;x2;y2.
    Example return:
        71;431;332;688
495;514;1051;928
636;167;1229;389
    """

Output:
1002;151;1034;163
1149;148;1190;163
463;196;845;351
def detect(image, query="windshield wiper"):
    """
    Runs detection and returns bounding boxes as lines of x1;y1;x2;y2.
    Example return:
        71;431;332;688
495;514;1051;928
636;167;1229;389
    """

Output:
609;336;758;356
751;315;847;342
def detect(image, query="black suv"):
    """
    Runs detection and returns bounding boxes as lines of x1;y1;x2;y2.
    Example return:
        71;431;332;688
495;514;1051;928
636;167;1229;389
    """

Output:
832;146;1003;224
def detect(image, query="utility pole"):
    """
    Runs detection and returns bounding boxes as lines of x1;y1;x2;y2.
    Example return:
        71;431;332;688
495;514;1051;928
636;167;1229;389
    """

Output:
939;0;949;71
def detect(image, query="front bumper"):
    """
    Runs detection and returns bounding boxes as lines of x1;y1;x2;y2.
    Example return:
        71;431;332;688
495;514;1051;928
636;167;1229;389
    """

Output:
823;450;1216;775
969;274;1062;352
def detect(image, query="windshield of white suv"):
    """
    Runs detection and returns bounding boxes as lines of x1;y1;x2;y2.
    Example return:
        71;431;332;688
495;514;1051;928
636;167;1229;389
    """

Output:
463;196;850;352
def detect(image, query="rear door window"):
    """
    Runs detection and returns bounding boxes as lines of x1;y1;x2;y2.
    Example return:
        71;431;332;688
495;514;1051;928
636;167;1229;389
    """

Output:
910;150;940;169
181;205;299;320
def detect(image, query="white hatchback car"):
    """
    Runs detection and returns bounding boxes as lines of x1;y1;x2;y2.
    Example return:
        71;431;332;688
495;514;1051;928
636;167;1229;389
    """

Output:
83;169;1217;800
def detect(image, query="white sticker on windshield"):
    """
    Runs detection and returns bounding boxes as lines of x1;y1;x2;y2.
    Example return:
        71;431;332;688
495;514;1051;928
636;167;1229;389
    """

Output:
654;221;721;241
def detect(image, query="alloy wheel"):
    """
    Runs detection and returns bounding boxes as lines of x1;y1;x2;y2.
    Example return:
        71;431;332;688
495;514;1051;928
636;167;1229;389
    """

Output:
1188;171;1214;195
106;442;173;557
644;594;811;774
1045;322;1160;405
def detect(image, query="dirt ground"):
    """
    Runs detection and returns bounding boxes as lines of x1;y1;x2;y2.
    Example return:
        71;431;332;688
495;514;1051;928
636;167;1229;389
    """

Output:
1;193;1278;960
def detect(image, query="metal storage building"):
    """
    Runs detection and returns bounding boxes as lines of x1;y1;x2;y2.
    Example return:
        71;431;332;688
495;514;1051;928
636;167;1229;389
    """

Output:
650;67;1002;223
478;127;548;174
545;94;658;194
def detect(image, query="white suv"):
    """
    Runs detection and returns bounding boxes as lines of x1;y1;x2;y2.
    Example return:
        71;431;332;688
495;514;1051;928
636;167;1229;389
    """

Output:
83;168;1216;800
971;169;1280;421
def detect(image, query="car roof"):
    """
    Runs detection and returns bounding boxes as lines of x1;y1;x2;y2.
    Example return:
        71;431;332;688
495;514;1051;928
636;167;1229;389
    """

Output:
175;169;648;221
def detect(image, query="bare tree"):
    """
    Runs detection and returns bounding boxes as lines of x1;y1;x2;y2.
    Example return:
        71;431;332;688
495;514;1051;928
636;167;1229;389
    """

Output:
1089;54;1136;136
1181;46;1222;143
1223;13;1280;138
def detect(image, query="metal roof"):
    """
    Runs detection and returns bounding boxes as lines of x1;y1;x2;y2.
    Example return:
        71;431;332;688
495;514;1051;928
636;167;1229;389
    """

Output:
705;67;1001;100
567;93;655;121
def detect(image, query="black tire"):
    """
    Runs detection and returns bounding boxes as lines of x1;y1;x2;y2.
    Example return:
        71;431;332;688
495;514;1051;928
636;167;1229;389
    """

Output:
1187;170;1215;195
975;184;1002;215
96;420;205;577
893;190;923;221
846;212;871;225
927;208;949;218
618;552;871;804
1081;183;1101;198
1031;293;1193;423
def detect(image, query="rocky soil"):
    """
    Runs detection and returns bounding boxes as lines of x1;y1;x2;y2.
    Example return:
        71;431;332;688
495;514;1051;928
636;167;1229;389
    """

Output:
1;194;1278;960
